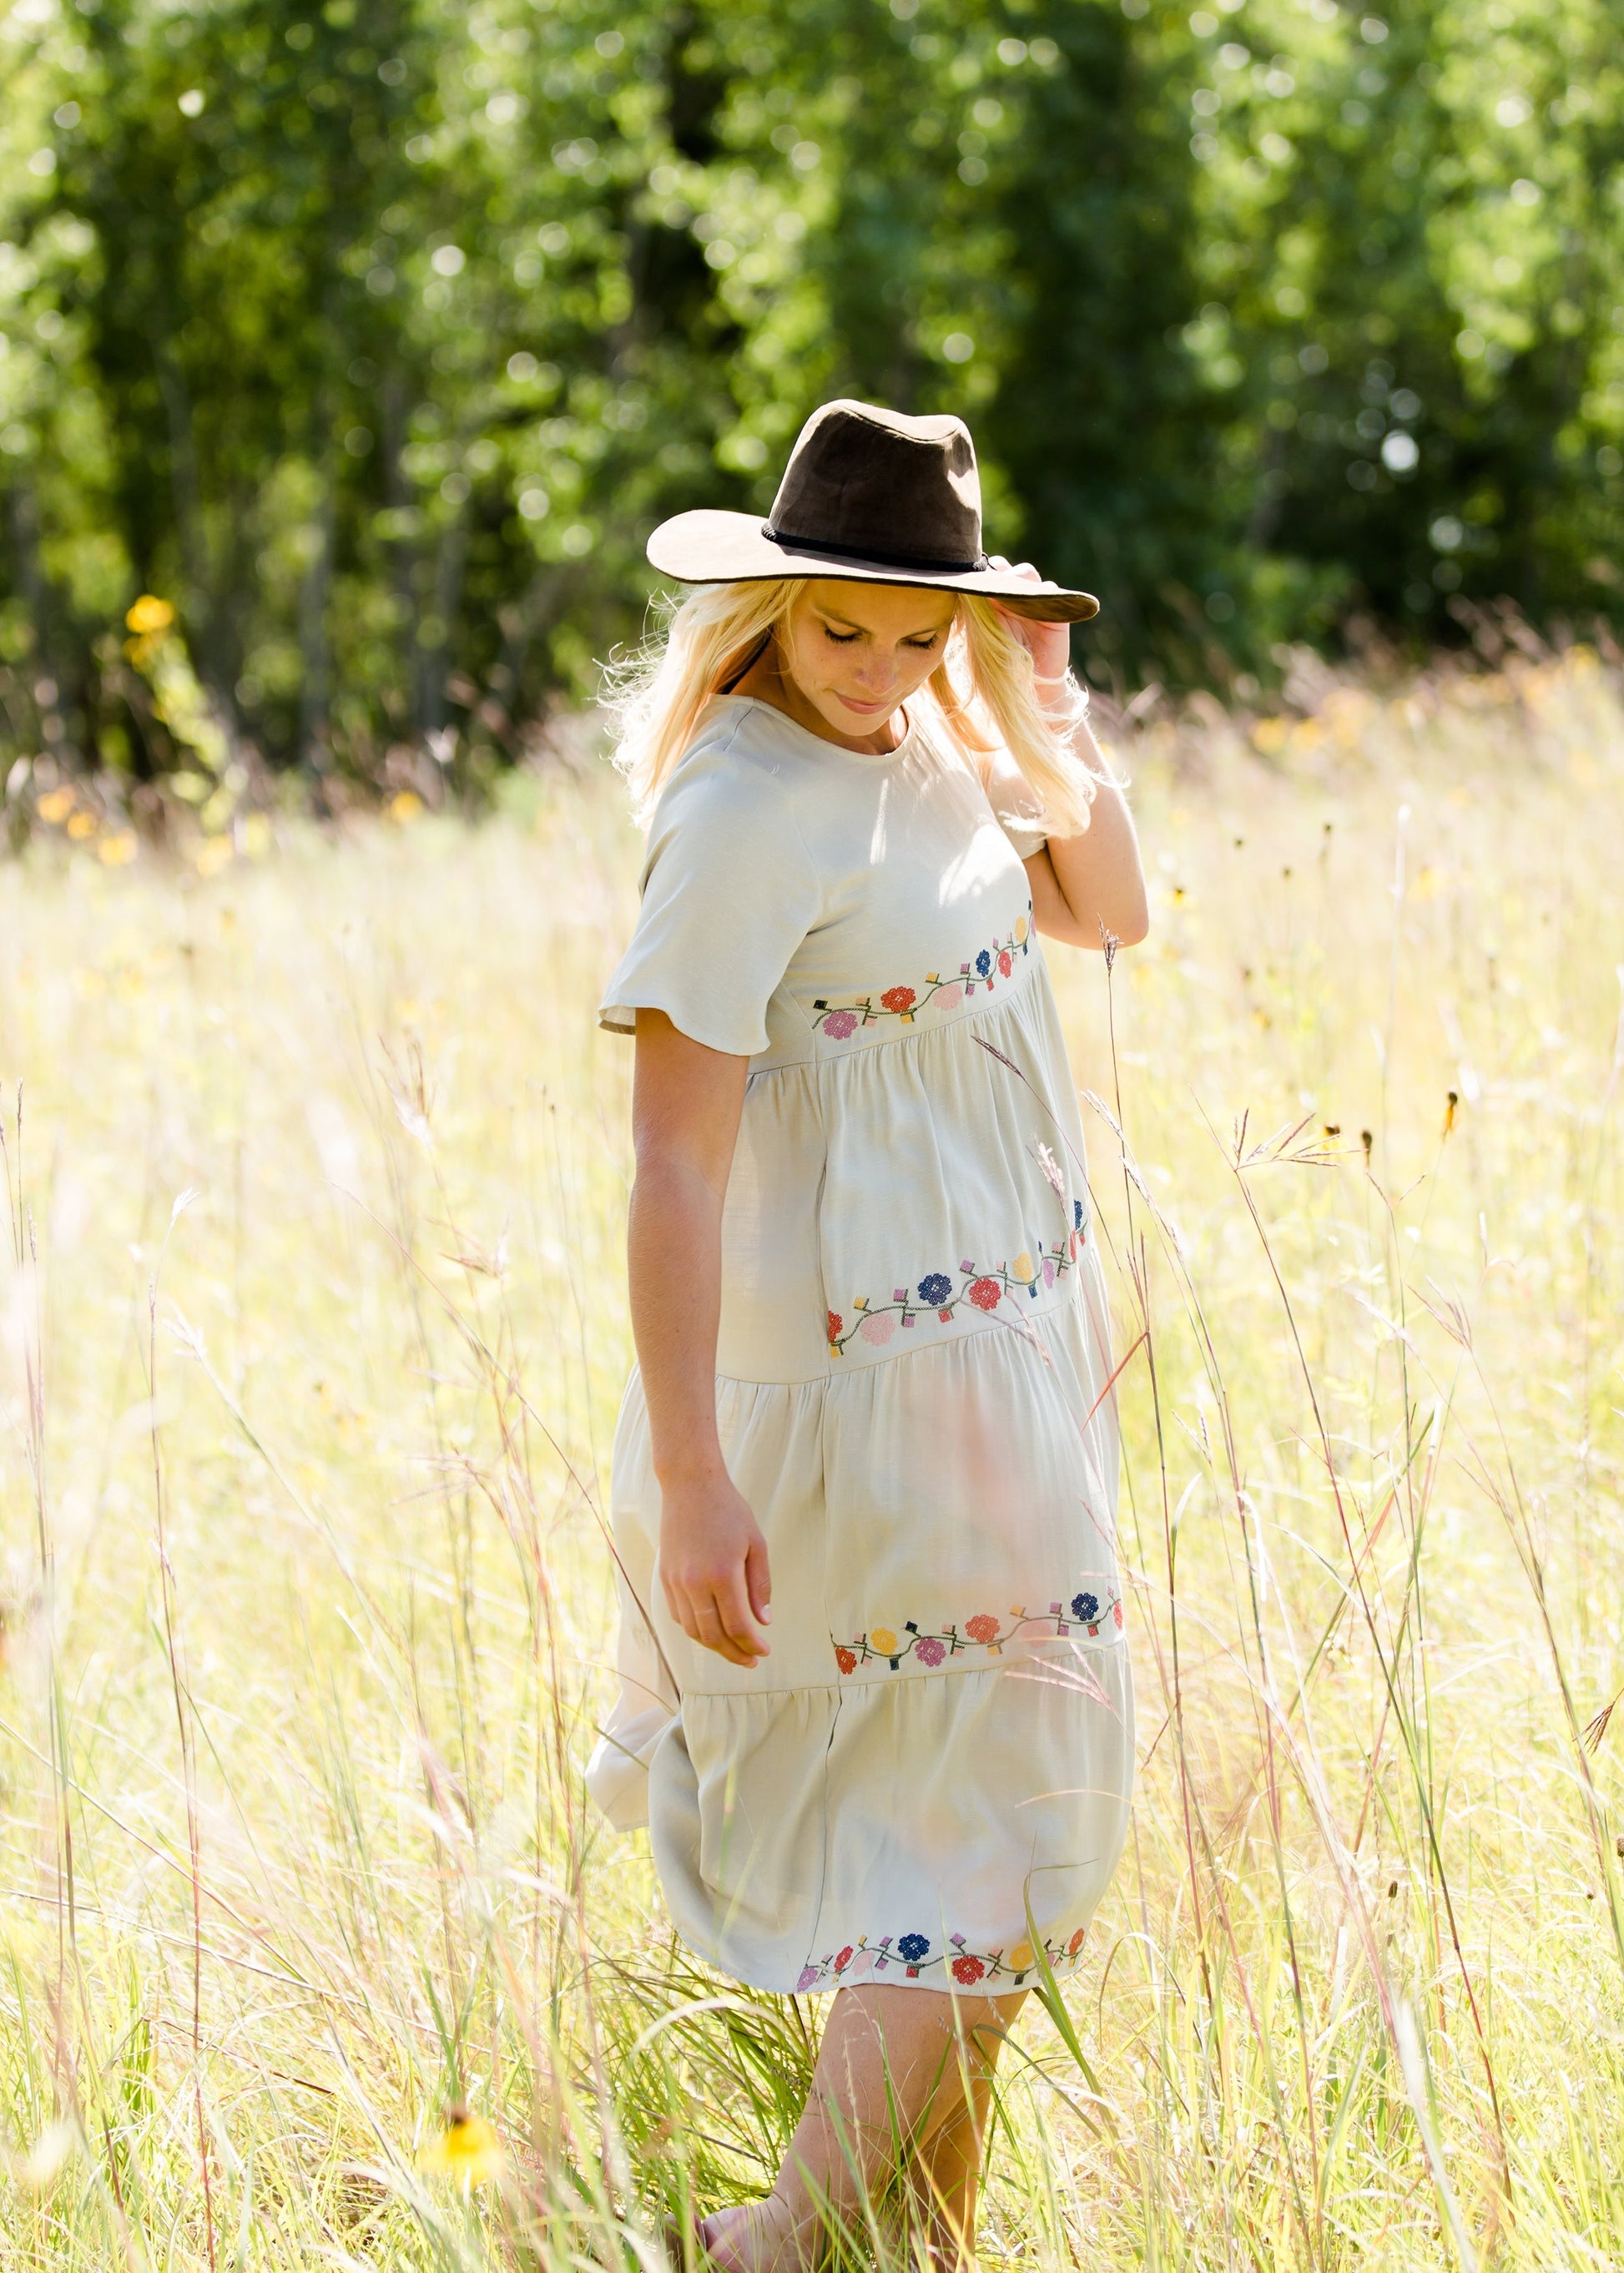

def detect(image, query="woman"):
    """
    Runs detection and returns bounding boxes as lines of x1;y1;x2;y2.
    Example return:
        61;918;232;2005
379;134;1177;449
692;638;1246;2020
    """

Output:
589;400;1149;2270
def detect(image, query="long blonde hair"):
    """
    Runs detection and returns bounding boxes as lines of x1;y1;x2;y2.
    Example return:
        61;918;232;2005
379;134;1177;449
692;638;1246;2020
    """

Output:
604;580;1099;835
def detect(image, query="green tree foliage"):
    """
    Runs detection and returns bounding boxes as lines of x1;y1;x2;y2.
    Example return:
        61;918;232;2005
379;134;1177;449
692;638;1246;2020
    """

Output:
0;0;1621;782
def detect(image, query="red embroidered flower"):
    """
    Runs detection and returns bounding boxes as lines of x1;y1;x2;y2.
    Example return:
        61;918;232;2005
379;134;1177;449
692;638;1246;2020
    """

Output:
827;1311;843;1343
951;1953;986;1986
835;1646;857;1675
964;1613;1000;1645
880;985;916;1013
1113;1601;1124;1629
1067;1927;1087;1956
997;950;1013;977
967;1277;1001;1311
835;1945;854;1971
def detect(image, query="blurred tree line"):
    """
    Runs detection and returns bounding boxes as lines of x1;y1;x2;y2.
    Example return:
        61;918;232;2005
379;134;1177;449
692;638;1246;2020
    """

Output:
0;0;1621;794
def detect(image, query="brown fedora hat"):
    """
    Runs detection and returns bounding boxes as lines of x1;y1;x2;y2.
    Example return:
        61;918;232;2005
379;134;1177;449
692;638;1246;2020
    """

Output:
646;398;1099;624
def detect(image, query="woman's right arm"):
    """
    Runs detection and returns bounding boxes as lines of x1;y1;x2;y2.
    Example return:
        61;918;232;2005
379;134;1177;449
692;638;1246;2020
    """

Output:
629;1007;772;1671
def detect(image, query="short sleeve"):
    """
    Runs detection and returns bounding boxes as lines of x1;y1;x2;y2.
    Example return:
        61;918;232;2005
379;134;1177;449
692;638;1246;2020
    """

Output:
599;746;822;1056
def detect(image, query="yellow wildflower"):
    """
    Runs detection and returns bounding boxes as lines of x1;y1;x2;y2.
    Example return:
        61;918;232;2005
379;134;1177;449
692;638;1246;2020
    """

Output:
418;2107;503;2185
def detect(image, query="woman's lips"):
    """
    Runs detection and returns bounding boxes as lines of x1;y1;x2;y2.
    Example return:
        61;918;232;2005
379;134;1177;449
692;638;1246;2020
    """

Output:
837;692;893;714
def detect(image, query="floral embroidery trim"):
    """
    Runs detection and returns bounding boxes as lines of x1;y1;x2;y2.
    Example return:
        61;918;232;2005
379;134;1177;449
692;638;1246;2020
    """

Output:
827;1202;1087;1355
795;1921;1092;1993
811;909;1032;1043
833;1586;1124;1676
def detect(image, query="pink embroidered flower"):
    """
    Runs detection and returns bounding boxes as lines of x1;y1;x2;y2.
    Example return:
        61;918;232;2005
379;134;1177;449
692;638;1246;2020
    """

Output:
835;1646;857;1675
936;983;962;1010
915;1635;946;1667
880;985;916;1013
835;1945;854;1971
822;1010;860;1040
951;1954;986;1986
797;1965;820;1992
827;1310;843;1343
997;950;1013;976
859;1312;896;1346
964;1613;1000;1646
1113;1601;1124;1629
967;1277;1001;1312
1042;1257;1056;1288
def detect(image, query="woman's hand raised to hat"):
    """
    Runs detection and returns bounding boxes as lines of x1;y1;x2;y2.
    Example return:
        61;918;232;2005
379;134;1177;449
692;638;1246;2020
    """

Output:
986;558;1075;709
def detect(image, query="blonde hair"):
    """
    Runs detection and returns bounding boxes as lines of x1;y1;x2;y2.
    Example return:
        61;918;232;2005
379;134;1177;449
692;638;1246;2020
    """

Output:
604;580;1099;835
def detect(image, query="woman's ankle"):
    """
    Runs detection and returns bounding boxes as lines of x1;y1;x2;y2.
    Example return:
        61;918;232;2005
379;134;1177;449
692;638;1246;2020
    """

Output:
698;2189;803;2273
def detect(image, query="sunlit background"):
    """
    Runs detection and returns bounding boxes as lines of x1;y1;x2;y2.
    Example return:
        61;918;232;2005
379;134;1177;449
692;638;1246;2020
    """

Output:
1;0;1622;809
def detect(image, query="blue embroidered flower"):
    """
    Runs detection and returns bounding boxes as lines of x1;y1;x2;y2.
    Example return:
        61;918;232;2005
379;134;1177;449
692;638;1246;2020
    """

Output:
975;949;992;977
1073;1199;1084;1230
1071;1591;1099;1622
898;1933;931;1963
917;1273;952;1306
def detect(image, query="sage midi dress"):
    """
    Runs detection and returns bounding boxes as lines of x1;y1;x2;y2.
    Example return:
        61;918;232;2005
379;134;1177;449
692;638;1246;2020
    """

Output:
588;693;1134;1995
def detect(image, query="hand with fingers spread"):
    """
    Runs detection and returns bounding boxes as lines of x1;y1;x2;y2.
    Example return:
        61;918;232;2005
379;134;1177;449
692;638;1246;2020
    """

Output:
658;1469;772;1670
986;555;1074;704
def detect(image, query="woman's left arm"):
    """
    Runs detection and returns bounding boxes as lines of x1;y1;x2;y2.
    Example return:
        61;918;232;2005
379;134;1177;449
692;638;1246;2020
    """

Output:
989;565;1150;952
1026;713;1149;950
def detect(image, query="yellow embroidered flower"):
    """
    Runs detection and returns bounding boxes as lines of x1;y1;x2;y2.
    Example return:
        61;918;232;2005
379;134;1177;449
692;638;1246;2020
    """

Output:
1010;1941;1035;1972
1012;1252;1034;1282
418;2108;503;2185
870;1627;897;1655
1014;915;1028;943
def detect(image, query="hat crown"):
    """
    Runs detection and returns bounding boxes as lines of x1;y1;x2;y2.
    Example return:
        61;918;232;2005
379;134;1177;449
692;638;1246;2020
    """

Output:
768;400;985;572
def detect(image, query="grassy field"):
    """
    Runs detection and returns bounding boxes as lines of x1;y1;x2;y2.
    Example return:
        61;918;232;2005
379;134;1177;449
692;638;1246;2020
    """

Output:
2;643;1623;2269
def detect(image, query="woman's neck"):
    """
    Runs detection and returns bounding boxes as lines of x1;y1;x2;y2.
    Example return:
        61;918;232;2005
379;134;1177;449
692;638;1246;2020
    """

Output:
729;644;905;757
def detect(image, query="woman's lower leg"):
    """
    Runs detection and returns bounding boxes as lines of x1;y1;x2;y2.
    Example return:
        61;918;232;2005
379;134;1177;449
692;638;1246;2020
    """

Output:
699;1984;1021;2271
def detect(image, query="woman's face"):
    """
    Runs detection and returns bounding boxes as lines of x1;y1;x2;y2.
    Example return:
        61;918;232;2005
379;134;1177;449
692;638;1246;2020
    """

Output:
777;579;958;740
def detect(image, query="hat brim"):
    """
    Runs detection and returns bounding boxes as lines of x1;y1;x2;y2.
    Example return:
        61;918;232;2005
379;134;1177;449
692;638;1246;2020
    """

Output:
646;510;1099;624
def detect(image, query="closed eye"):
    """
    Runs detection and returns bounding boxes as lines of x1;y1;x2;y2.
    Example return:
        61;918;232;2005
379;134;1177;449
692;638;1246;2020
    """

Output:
824;628;860;645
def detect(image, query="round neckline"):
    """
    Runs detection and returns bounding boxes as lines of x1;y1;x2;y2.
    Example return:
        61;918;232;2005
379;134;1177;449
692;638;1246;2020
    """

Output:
716;693;920;767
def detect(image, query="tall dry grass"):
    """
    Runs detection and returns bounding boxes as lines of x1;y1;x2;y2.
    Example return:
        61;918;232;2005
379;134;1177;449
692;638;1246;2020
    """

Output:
1;640;1622;2269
